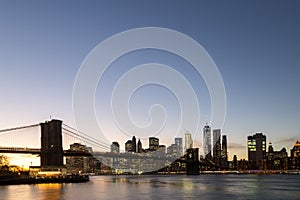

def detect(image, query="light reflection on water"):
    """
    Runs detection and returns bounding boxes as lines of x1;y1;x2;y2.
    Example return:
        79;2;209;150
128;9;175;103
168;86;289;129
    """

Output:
0;175;300;200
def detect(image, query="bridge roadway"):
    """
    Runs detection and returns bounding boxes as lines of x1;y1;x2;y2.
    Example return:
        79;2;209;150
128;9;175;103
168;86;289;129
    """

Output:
0;146;176;162
0;146;91;156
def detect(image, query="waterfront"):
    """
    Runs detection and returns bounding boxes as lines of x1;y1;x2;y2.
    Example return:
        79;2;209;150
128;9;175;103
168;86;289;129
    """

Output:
0;175;299;200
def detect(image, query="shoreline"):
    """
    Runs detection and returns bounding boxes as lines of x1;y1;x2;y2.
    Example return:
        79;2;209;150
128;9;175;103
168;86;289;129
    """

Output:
0;174;89;185
93;170;300;176
1;170;299;185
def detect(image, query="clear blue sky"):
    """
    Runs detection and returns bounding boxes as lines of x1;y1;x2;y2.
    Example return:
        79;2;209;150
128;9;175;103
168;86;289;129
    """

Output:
0;0;299;159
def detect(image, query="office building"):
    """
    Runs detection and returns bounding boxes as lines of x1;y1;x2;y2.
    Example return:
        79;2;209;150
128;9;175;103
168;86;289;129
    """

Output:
203;124;211;158
158;145;166;154
233;155;238;170
290;140;300;169
167;144;179;156
132;136;137;153
247;133;266;169
213;129;221;165
221;135;228;167
185;131;193;152
111;142;120;153
291;140;300;158
66;143;99;174
175;137;183;156
125;140;133;152
137;139;143;153
149;137;159;151
266;142;288;170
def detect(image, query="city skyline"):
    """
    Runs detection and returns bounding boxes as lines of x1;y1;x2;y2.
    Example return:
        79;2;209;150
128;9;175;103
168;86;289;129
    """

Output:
1;2;300;199
0;118;299;172
0;1;299;163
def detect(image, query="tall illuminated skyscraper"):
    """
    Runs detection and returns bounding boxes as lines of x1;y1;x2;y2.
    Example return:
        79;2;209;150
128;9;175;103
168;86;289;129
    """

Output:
213;129;221;165
203;124;211;158
185;132;193;152
247;133;266;169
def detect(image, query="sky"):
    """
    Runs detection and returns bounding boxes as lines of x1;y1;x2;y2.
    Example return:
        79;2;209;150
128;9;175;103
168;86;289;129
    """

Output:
0;1;300;163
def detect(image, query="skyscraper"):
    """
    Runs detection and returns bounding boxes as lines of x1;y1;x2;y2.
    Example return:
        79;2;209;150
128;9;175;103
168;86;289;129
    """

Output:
167;144;179;156
221;135;228;167
185;131;193;152
233;155;238;170
213;129;221;165
125;140;132;152
203;124;211;158
111;141;120;153
149;137;159;151
175;137;183;156
247;133;266;169
137;139;143;153
66;143;92;174
132;136;137;153
290;140;300;169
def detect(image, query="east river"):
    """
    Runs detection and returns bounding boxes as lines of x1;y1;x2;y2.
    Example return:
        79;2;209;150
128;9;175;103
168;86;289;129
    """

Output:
1;174;299;199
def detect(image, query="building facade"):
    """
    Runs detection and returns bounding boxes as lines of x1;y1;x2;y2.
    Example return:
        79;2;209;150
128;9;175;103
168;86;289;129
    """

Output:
213;129;222;165
221;135;228;167
131;136;137;153
149;137;159;151
137;139;143;153
66;143;100;174
167;143;179;157
125;140;133;152
175;137;183;156
185;131;193;152
290;140;300;169
111;142;120;153
247;133;266;169
203;125;211;158
266;142;288;170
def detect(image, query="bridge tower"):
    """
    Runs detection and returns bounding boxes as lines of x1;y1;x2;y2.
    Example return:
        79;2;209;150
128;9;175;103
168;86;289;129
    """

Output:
186;148;200;175
40;119;63;167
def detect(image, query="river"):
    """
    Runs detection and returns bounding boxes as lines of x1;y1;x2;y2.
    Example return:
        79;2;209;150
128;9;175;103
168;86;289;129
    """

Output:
0;175;299;199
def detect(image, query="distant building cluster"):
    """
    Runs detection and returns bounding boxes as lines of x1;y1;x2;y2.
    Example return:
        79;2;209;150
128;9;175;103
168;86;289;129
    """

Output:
65;143;101;174
241;133;300;171
202;124;228;168
122;136;165;155
62;124;300;174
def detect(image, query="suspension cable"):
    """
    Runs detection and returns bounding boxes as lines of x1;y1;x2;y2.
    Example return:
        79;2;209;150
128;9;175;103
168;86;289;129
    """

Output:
62;123;111;148
62;128;110;150
0;124;39;133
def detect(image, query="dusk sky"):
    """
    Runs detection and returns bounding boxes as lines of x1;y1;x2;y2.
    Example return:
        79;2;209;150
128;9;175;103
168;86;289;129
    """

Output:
0;1;299;162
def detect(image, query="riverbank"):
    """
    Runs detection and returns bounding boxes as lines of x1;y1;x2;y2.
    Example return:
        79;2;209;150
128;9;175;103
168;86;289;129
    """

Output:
0;174;89;185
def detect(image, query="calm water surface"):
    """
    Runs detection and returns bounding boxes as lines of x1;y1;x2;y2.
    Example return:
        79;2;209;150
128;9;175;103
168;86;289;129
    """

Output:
0;175;299;200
